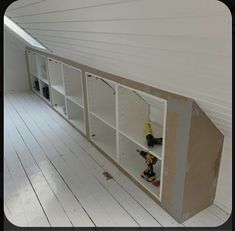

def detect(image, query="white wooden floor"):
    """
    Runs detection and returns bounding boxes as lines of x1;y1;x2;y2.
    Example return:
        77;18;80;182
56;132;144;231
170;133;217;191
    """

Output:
4;91;230;227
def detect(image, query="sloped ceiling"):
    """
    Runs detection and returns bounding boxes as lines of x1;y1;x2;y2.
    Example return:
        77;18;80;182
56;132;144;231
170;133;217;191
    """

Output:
6;0;232;137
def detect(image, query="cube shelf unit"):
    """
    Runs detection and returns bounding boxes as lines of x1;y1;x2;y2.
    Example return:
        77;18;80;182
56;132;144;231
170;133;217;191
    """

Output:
86;73;167;200
47;58;86;134
26;48;224;223
27;50;51;104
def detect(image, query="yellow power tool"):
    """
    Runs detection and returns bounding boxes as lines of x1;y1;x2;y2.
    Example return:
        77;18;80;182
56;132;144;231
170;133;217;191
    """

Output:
137;149;158;182
144;122;163;147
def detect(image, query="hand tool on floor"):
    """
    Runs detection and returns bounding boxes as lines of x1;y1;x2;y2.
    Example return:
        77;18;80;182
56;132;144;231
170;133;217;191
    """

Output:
144;122;163;147
137;149;158;182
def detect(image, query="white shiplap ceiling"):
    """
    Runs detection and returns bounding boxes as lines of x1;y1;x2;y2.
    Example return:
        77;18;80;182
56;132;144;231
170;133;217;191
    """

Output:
6;0;232;137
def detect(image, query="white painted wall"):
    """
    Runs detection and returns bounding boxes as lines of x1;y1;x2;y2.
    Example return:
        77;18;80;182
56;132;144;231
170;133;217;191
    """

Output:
6;0;232;213
4;27;30;92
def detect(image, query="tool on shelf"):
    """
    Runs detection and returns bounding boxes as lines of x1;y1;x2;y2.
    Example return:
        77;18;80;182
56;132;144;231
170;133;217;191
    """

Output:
137;149;158;182
42;86;50;99
144;122;163;147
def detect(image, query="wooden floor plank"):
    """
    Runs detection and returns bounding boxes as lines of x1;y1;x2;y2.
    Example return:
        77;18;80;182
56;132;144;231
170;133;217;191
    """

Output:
10;92;139;227
4;96;95;227
4;92;228;227
4;106;73;227
18;91;161;227
4;135;50;227
6;93;137;227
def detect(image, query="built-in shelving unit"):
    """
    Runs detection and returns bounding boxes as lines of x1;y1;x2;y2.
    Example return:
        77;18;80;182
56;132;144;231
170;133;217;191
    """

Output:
26;48;224;223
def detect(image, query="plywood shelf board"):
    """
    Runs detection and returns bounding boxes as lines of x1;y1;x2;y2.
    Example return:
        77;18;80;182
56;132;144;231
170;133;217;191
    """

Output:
66;95;83;108
52;85;65;95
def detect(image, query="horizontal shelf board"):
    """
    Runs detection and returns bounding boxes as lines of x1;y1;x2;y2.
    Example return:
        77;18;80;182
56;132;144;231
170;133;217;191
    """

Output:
66;95;83;108
52;85;65;95
89;111;116;130
39;77;49;84
118;130;162;160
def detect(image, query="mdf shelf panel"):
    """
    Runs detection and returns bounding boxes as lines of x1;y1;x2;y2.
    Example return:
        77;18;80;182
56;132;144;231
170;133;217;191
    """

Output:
52;85;65;95
63;64;83;106
118;85;165;159
87;74;116;128
51;88;67;117
118;132;161;199
48;58;64;92
89;113;117;161
66;98;85;134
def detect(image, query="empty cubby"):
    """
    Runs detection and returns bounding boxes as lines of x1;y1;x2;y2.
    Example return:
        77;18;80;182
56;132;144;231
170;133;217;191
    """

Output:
118;85;166;159
86;73;116;128
89;114;117;160
27;51;37;77
118;132;162;199
51;88;67;117
66;98;85;134
36;54;48;81
48;58;64;95
63;64;83;106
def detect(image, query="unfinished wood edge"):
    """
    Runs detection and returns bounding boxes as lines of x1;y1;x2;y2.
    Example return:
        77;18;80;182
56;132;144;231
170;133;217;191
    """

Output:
26;47;189;102
180;100;224;223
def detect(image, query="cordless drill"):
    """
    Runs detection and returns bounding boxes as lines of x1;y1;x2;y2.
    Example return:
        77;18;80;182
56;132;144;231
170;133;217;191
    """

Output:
137;150;158;182
144;122;163;147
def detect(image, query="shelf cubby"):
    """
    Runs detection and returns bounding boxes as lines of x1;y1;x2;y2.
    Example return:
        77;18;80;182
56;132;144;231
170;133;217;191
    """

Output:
86;73;116;128
118;132;162;198
48;58;65;95
39;80;50;103
36;54;48;81
27;51;37;77
89;114;117;160
51;88;67;117
31;75;40;93
63;64;83;106
66;98;85;133
118;85;166;159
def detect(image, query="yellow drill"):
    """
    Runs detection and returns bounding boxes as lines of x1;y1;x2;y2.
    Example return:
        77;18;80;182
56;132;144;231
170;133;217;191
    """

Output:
137;149;158;182
144;122;163;147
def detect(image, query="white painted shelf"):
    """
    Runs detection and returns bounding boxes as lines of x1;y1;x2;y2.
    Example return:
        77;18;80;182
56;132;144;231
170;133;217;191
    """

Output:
66;96;83;108
52;85;65;95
